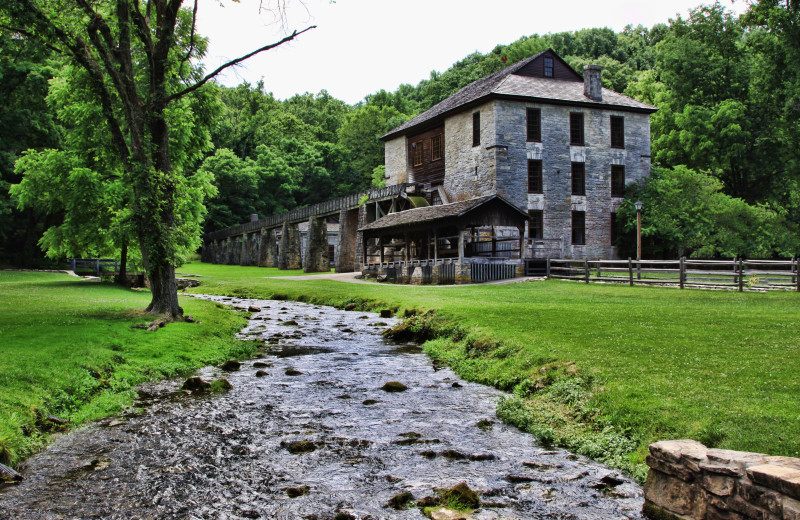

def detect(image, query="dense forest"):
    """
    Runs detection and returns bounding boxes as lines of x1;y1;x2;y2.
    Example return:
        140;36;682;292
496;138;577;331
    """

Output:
1;0;798;267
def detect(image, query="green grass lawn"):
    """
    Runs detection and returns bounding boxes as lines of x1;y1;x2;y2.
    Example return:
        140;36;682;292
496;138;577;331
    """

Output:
0;270;270;467
2;264;797;481
179;262;800;479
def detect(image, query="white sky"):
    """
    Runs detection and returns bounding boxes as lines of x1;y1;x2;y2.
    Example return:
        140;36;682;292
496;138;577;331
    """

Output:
195;0;749;105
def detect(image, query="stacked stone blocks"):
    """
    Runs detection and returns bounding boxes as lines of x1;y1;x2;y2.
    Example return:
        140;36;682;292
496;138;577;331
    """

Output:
644;439;800;520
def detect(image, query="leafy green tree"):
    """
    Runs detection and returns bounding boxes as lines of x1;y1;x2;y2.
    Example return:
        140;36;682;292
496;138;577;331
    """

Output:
0;0;313;320
617;166;795;258
337;105;407;192
0;29;62;267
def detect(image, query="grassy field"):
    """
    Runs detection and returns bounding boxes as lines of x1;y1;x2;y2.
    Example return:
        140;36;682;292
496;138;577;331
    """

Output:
178;262;800;479
0;270;300;467
2;265;797;481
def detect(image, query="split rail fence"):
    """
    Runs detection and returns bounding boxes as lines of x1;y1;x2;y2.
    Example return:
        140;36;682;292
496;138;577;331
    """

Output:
548;258;799;292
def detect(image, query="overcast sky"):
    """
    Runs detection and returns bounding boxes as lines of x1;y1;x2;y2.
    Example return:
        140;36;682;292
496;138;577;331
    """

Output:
195;0;748;105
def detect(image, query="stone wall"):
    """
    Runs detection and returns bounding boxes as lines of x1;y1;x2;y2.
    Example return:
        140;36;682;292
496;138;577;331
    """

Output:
384;137;407;186
443;101;498;202
493;100;651;260
644;439;800;520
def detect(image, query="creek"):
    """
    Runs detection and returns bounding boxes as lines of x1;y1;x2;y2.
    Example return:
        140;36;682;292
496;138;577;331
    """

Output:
0;295;643;519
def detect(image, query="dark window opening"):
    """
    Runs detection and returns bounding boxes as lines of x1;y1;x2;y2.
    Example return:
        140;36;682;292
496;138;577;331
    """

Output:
472;112;480;147
529;210;543;239
527;159;543;194
526;108;541;142
611;212;622;245
611;165;625;197
431;134;443;161
571;162;585;196
544;57;554;77
570;113;584;146
611;116;625;149
572;211;586;245
411;141;424;167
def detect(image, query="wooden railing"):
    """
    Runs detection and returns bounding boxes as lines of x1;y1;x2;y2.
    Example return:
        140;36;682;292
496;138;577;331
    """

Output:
203;183;413;242
68;258;143;276
548;257;799;292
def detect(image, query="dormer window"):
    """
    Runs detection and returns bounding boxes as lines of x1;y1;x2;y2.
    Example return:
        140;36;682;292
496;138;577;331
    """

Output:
544;57;554;77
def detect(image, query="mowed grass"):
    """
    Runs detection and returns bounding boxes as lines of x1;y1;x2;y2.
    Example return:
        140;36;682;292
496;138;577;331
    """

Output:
0;270;261;467
180;262;800;477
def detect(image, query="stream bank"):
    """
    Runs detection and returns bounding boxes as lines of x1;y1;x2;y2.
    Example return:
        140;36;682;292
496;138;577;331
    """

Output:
0;296;643;519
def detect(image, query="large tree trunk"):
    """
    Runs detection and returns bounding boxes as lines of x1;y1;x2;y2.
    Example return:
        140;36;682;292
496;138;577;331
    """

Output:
145;260;183;318
114;241;128;285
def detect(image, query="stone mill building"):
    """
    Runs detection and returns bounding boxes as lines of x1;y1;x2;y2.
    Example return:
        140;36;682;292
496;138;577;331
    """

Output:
380;48;657;261
202;49;657;283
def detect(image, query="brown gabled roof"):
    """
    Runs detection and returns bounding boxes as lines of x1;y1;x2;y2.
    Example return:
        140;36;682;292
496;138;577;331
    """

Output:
381;49;656;141
359;194;527;233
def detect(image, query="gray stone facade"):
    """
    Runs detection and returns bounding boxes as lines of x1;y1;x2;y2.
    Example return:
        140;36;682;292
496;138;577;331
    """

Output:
383;99;651;260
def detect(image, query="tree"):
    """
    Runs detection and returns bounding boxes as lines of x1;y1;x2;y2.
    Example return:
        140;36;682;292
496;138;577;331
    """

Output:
0;1;313;321
617;166;795;258
0;29;62;268
337;104;407;192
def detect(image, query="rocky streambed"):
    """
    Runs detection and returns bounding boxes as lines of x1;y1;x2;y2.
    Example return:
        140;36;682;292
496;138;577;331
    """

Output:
0;296;644;519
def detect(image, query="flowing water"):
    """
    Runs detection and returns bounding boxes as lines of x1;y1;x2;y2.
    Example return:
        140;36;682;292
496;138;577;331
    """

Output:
0;296;643;519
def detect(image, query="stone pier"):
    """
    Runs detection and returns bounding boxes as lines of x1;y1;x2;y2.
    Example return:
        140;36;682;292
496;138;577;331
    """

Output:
303;217;330;273
335;208;359;273
257;228;276;268
278;222;301;270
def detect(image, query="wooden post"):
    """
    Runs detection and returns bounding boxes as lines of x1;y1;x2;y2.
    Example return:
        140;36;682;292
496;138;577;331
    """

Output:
458;230;465;264
679;257;685;289
584;259;590;283
628;257;634;286
795;257;800;292
738;258;744;292
95;258;100;276
71;258;76;271
546;258;551;278
597;261;602;280
379;237;384;264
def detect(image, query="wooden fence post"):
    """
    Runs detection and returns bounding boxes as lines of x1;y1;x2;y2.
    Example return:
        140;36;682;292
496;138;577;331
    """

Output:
794;257;799;293
71;258;76;272
738;258;744;292
679;257;685;289
628;257;634;286
584;259;590;283
546;258;551;278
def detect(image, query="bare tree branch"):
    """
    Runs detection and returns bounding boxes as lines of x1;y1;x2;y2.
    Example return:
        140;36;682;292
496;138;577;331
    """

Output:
165;24;315;104
178;0;199;82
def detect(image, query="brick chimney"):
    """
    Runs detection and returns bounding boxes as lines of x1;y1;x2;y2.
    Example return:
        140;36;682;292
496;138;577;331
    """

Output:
583;64;603;101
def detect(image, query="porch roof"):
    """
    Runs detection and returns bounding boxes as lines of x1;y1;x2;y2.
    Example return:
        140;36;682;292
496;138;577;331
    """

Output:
359;195;527;236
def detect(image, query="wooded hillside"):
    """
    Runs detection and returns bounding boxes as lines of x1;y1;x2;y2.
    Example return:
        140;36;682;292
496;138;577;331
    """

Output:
1;1;797;266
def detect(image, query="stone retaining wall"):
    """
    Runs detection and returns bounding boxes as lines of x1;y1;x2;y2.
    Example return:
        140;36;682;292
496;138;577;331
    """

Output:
644;439;800;520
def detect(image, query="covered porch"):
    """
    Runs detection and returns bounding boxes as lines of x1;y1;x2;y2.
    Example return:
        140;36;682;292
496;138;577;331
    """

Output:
358;195;529;284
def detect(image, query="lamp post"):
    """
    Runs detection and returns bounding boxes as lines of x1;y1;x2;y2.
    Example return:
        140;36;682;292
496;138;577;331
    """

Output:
634;200;643;261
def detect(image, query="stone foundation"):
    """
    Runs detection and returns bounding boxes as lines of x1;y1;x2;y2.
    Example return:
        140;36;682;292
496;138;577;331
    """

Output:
644;440;800;520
